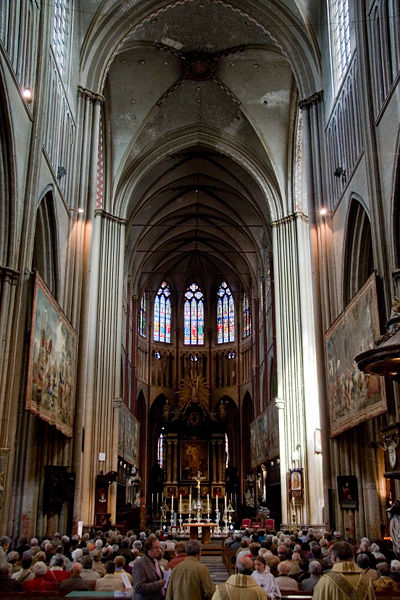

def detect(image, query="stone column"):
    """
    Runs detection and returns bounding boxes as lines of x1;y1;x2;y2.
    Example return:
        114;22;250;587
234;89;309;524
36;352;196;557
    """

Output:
272;207;323;526
211;439;217;484
217;440;224;483
172;438;178;483
77;208;126;526
166;438;172;483
299;91;332;528
72;88;104;527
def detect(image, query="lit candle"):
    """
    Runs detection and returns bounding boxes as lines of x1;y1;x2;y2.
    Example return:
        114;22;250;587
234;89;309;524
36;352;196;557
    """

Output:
189;492;192;512
207;494;210;513
171;495;174;514
224;495;227;512
216;494;218;512
151;493;154;505
180;493;182;514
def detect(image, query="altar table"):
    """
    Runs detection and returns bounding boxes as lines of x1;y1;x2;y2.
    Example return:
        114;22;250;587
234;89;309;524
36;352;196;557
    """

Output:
183;522;217;544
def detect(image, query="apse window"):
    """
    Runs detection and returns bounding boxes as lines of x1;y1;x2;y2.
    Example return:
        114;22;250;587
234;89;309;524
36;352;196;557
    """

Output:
184;283;204;345
139;295;146;337
242;293;251;338
154;281;171;343
330;0;352;85
217;282;235;344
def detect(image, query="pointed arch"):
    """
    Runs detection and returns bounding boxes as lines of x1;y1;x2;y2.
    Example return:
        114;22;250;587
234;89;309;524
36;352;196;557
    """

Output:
343;197;374;305
241;392;254;480
217;281;235;343
184;282;204;345
153;281;172;343
0;63;16;268
33;188;59;298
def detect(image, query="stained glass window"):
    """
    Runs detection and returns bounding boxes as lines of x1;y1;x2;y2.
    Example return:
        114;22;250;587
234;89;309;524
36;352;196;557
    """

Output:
184;283;204;345
217;282;235;344
139;295;146;337
154;281;171;343
242;293;251;338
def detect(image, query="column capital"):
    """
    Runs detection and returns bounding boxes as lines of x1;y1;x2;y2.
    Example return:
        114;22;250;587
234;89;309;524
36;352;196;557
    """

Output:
298;91;323;110
271;212;308;228
94;209;127;225
0;266;20;284
78;86;105;104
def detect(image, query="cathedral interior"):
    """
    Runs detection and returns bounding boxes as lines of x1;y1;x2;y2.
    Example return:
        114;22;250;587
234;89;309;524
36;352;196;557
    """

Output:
0;0;400;542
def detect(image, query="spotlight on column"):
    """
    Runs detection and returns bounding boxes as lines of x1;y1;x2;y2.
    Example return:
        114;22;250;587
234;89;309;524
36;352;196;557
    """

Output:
22;88;33;103
320;207;329;217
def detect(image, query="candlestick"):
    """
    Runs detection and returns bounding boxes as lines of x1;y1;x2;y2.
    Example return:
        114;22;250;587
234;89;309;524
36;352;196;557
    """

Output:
207;493;210;513
189;493;192;512
216;494;218;512
179;494;182;513
171;495;174;514
224;495;227;512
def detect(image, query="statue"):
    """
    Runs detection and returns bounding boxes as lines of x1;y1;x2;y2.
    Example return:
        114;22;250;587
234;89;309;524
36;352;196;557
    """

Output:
387;499;400;557
245;488;255;508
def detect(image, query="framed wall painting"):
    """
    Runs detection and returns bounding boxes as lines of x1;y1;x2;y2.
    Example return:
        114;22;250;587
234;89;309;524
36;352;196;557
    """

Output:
165;485;177;497
337;475;358;509
325;274;386;437
26;272;78;437
211;485;225;498
118;401;140;466
180;440;209;481
250;402;279;468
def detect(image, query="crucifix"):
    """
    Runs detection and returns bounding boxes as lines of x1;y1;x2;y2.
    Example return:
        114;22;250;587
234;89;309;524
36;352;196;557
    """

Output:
194;470;206;500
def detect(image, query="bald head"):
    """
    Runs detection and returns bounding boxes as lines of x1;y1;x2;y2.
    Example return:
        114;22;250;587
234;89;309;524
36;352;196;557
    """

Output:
236;555;254;575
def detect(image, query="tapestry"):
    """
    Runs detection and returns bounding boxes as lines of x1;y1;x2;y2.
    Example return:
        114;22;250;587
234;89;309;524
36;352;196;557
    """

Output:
180;440;209;481
26;273;77;437
250;401;280;468
118;401;140;466
325;274;386;437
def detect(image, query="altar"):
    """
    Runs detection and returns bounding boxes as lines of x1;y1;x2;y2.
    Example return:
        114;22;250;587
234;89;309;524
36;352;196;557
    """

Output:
183;522;217;544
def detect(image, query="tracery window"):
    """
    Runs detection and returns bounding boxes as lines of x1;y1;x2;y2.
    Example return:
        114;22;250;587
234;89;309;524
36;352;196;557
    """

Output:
184;283;204;345
153;282;171;343
217;282;234;344
242;293;251;338
52;0;70;73
139;295;146;337
330;0;352;84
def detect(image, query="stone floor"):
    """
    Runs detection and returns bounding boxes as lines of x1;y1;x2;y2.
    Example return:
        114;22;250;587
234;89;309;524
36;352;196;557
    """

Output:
200;541;230;584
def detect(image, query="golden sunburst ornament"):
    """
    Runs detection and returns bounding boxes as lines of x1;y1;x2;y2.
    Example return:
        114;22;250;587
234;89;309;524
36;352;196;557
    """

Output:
178;374;209;408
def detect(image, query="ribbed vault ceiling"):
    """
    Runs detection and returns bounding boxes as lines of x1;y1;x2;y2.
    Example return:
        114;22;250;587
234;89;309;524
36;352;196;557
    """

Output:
88;0;321;294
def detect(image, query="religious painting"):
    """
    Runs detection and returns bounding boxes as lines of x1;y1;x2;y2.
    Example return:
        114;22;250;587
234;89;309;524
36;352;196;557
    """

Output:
200;484;210;499
337;475;358;509
178;485;188;497
250;402;280;468
26;272;78;437
289;468;303;505
180;440;209;481
211;485;225;498
325;274;386;437
118;401;140;466
165;485;177;498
